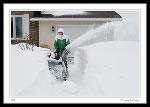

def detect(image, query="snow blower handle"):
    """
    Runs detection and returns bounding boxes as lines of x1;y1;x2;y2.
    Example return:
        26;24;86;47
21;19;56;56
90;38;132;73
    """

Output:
60;48;66;53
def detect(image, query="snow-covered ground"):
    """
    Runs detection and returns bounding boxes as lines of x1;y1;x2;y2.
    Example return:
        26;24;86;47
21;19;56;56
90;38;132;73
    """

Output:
10;11;140;97
10;41;139;97
72;41;139;97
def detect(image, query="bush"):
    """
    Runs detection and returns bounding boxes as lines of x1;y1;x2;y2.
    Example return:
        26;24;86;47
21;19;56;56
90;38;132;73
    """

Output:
12;35;37;52
17;43;35;51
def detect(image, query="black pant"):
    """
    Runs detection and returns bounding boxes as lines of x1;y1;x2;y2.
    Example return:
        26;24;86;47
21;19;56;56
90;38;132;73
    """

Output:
55;50;68;69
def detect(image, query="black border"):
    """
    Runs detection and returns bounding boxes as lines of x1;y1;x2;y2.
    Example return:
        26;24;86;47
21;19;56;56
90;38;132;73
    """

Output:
2;2;148;104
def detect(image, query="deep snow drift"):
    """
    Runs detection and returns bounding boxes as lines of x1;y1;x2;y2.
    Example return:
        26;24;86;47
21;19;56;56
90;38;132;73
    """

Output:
11;41;139;97
10;11;140;97
72;41;139;97
11;44;79;97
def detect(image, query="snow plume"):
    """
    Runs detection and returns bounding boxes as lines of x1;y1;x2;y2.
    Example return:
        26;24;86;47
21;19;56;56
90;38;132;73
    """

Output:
66;21;121;53
67;11;139;53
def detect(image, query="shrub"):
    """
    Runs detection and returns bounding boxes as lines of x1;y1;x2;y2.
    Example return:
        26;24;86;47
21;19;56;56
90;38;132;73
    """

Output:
12;35;37;52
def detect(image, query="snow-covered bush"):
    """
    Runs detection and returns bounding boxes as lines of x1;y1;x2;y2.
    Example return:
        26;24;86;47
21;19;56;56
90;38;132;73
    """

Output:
18;43;35;51
12;35;37;51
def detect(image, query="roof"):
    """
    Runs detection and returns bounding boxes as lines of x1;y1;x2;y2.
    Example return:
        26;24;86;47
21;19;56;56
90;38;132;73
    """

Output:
30;11;122;21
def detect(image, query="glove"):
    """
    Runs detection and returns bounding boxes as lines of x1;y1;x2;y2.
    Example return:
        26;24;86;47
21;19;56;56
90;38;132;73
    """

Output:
55;48;59;53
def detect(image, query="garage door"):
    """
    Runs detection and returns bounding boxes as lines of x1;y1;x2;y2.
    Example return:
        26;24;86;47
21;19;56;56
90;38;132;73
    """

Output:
57;25;107;42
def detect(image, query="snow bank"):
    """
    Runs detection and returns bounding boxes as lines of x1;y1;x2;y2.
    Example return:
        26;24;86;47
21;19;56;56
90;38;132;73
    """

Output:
11;43;79;97
72;41;140;97
10;44;49;96
11;41;139;97
67;47;88;85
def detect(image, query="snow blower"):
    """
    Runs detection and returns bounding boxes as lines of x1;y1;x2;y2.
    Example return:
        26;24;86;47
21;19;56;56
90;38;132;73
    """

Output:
47;49;70;81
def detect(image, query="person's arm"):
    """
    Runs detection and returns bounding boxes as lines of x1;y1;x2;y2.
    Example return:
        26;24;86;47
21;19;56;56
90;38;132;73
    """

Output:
66;35;70;46
54;36;58;49
66;39;70;45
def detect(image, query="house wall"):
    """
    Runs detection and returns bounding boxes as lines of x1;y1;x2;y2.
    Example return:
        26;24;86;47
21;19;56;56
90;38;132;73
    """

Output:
11;11;39;45
39;20;114;52
30;21;39;45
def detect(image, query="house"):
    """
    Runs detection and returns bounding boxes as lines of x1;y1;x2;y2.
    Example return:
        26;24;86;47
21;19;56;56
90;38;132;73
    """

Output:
11;11;122;52
11;11;39;45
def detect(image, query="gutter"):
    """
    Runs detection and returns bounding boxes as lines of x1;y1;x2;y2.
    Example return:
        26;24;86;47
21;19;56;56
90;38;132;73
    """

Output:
30;18;122;21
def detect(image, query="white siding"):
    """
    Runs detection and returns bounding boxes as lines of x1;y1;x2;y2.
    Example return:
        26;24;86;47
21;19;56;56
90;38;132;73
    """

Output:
22;14;29;39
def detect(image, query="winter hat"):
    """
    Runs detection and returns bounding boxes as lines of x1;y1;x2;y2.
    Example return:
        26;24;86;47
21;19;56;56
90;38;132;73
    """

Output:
58;28;64;35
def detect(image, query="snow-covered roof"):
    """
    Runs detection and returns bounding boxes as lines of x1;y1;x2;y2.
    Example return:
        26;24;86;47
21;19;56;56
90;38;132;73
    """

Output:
41;11;88;16
30;11;122;21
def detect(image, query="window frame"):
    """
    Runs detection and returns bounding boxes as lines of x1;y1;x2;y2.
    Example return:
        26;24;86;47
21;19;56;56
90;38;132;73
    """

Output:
11;15;24;40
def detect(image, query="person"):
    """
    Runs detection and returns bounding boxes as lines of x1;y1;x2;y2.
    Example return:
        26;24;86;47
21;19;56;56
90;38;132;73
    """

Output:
54;28;70;61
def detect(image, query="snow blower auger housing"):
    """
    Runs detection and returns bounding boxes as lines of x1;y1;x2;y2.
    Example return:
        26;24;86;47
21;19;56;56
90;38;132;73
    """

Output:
47;49;70;81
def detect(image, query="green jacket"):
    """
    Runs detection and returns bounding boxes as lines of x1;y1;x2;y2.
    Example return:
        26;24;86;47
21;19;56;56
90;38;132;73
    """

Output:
54;35;70;50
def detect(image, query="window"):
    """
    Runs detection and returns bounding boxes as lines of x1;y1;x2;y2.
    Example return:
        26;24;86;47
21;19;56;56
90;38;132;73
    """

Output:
11;14;29;40
11;16;23;39
15;17;22;38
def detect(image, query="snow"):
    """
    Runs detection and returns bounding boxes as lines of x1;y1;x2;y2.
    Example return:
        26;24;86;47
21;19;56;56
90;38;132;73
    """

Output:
72;41;139;97
59;81;79;94
11;41;139;97
10;11;140;97
42;11;88;16
10;44;50;96
66;21;120;53
114;11;139;41
10;44;79;97
66;10;139;53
